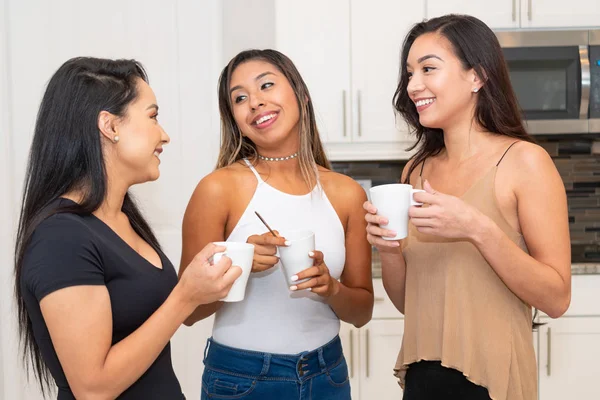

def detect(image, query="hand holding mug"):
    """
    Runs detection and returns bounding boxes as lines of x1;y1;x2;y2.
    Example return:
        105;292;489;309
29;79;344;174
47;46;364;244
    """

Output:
246;231;289;272
178;243;242;306
409;180;485;240
364;201;402;251
288;250;340;298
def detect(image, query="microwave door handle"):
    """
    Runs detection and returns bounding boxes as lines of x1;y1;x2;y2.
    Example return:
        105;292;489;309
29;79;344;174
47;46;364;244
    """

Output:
579;45;591;119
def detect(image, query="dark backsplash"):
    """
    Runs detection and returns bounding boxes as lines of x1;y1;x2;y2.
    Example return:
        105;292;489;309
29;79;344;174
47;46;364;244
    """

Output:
332;136;600;263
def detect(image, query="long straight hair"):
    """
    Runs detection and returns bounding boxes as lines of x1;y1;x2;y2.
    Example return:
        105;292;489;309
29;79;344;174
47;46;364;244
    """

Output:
216;49;331;190
393;14;535;183
14;57;161;394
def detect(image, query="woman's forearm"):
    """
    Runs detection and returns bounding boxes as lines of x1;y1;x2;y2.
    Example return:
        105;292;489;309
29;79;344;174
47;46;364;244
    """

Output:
327;282;374;328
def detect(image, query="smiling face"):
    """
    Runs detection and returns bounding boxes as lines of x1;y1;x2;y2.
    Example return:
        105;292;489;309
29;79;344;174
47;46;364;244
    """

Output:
105;78;170;184
406;33;481;131
228;60;300;155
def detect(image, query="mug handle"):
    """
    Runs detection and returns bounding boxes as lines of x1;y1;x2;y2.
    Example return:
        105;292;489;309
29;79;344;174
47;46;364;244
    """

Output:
411;189;425;206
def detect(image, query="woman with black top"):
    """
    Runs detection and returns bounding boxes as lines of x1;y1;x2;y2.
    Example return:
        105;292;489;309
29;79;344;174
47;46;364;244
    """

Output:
14;57;241;399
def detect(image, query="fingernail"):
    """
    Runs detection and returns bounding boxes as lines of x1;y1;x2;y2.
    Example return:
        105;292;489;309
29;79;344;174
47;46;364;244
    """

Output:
306;287;312;292
308;251;314;257
290;275;298;282
290;285;298;291
284;240;291;246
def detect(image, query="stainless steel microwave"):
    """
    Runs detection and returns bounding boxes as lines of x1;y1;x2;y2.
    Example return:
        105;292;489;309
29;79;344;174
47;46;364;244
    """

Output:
496;30;600;135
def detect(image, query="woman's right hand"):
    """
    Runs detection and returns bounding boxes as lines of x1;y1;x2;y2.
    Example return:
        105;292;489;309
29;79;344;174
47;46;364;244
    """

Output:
246;231;289;272
178;243;242;306
364;201;401;251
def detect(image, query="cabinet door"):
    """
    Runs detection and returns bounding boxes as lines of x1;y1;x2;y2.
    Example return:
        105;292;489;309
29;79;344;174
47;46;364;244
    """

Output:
275;0;352;144
538;317;600;400
350;0;423;144
520;0;600;28
359;319;405;400
427;0;520;29
339;323;360;399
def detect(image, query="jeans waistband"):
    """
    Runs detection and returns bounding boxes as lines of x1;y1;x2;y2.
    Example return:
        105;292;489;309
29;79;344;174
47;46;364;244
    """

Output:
203;335;344;382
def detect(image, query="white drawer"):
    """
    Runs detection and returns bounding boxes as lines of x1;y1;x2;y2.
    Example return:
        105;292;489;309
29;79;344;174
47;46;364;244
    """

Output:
372;279;404;320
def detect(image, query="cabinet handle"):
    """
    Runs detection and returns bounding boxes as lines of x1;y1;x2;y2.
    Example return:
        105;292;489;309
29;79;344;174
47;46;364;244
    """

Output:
374;296;385;302
342;90;347;137
365;328;370;378
357;90;362;137
546;327;552;376
349;329;354;378
512;0;516;21
528;0;532;21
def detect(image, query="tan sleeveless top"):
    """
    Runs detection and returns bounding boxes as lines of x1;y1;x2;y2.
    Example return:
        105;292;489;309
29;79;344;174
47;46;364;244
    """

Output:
394;145;537;400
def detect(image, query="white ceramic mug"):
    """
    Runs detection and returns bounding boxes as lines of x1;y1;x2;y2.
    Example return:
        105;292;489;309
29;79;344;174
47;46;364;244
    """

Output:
369;184;425;240
277;230;315;287
212;242;255;302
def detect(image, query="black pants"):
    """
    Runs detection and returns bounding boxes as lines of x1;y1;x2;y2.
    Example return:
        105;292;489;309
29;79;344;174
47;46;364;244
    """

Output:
403;361;492;400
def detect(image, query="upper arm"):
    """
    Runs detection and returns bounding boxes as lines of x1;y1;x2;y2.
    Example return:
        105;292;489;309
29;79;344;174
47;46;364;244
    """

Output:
40;285;112;395
180;171;230;273
512;143;571;284
23;218;110;395
337;177;373;293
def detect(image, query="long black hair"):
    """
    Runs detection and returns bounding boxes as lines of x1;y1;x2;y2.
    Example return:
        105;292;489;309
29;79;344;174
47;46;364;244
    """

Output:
394;14;535;182
14;57;161;394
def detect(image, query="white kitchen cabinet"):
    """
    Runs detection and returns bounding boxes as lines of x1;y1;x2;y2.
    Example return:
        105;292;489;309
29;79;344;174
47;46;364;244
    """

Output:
359;319;405;400
519;0;600;29
275;0;421;160
340;279;405;399
350;0;421;144
274;0;351;144
339;323;360;400
428;0;600;30
538;316;600;400
426;0;520;29
341;320;405;400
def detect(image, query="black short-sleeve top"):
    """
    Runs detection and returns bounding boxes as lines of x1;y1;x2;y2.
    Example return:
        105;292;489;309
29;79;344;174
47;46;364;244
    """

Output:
20;199;184;399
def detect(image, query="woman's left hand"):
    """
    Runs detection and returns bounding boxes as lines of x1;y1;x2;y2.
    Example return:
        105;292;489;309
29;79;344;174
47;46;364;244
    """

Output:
409;180;486;240
289;250;340;298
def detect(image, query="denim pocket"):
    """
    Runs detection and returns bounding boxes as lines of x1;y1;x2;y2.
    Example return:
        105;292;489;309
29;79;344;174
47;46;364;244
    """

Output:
202;369;257;399
325;357;350;388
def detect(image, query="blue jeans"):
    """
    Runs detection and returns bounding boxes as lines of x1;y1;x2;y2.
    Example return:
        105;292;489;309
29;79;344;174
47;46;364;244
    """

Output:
201;336;351;400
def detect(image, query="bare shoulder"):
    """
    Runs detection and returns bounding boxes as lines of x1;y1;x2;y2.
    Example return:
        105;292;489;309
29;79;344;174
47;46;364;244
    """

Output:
187;163;247;207
319;167;367;202
501;140;556;174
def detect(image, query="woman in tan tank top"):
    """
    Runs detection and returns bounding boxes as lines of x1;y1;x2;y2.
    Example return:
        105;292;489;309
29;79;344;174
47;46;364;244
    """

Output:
363;15;571;400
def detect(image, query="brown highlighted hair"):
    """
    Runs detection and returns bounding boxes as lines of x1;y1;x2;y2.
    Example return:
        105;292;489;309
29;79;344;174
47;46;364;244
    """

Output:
216;49;330;190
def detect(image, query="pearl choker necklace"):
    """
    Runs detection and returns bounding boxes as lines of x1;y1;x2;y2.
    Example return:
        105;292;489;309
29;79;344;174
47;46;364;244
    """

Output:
257;152;299;162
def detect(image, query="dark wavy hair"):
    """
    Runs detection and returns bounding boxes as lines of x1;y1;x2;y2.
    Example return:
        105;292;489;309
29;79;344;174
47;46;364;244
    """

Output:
14;57;161;394
394;14;535;182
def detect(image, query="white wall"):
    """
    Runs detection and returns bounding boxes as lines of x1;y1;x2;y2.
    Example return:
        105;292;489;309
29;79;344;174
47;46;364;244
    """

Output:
0;1;223;398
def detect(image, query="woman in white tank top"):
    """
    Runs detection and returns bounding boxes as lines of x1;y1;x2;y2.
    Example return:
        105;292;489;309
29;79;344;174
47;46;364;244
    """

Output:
179;49;374;400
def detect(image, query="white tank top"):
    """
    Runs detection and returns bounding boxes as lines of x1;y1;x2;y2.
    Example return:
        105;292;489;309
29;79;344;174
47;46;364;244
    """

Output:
212;159;346;353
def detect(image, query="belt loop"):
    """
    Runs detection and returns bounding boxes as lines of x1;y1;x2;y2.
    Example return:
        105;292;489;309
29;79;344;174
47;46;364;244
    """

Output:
260;352;271;376
317;347;327;372
203;337;212;363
